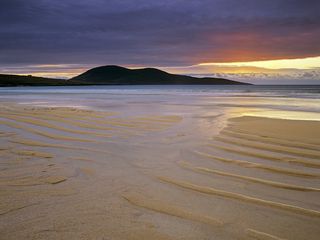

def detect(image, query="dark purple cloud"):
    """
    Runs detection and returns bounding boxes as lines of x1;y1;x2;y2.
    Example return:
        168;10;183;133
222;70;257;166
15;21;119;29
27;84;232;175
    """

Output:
0;0;319;67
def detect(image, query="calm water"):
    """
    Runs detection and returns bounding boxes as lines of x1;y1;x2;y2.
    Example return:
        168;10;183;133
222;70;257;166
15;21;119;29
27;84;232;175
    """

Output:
1;85;320;120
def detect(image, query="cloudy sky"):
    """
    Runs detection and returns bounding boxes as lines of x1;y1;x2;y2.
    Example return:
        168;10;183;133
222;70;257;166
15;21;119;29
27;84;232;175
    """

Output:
0;0;319;83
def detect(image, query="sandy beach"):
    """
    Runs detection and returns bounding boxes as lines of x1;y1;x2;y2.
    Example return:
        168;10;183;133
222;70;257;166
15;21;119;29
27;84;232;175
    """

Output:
0;86;320;240
1;0;319;239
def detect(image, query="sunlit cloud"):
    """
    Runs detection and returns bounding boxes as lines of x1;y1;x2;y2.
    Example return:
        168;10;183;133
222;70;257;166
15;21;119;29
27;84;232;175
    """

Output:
199;56;320;70
159;57;320;84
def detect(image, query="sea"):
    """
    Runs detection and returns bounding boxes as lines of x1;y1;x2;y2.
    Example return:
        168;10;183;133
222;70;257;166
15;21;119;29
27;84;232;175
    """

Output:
0;85;320;121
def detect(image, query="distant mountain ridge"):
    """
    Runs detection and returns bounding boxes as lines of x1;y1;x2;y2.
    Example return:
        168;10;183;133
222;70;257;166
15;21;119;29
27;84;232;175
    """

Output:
0;65;250;86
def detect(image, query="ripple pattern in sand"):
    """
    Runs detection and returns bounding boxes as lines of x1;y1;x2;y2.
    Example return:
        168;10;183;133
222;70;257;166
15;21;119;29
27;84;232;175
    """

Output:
127;116;320;240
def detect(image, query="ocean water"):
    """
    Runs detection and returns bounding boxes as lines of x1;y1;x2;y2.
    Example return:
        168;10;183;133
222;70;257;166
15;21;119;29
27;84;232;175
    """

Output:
0;85;320;120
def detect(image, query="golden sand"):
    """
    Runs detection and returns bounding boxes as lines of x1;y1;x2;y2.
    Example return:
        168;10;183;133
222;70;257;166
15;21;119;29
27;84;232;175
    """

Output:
0;104;319;240
208;141;320;168
246;228;287;240
179;161;320;192
11;149;54;158
0;119;94;142
158;176;320;217
123;192;223;226
194;150;320;178
0;202;39;216
228;116;320;145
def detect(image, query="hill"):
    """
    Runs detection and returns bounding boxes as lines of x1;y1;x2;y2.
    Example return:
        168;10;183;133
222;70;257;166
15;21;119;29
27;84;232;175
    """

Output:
0;74;70;87
0;66;250;86
70;65;249;85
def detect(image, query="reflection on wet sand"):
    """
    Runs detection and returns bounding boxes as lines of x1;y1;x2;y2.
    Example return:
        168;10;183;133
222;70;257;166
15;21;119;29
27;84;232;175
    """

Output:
0;102;319;240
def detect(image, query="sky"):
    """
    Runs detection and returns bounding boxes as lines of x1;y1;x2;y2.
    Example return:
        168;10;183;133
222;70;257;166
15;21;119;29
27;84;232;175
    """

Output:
0;0;319;84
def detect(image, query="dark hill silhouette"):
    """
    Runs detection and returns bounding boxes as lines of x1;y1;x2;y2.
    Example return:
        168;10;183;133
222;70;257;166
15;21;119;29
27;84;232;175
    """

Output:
0;74;69;87
0;65;250;86
71;65;249;85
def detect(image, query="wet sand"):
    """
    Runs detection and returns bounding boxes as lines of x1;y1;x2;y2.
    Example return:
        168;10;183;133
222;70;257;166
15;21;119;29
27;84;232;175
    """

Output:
0;102;319;240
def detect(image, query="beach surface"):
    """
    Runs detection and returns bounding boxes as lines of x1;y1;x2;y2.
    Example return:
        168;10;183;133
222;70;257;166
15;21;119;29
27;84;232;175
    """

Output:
0;85;320;240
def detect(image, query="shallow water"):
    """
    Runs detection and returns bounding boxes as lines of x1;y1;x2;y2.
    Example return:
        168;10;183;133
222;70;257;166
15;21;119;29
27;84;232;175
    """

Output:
1;85;320;119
